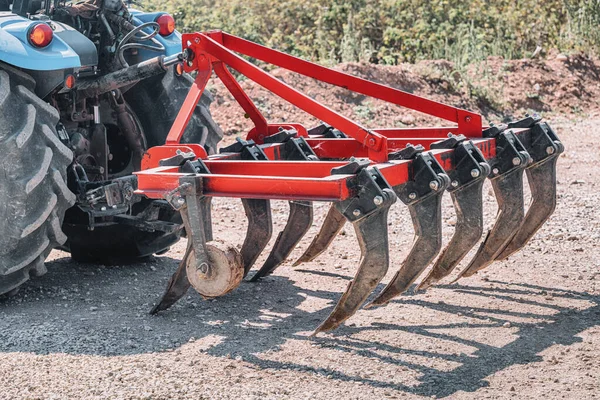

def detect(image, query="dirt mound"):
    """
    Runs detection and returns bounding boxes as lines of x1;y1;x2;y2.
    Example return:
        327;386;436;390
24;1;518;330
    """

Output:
208;53;600;136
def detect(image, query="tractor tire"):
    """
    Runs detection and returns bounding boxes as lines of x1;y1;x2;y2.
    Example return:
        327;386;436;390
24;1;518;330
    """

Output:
0;64;75;296
124;67;224;154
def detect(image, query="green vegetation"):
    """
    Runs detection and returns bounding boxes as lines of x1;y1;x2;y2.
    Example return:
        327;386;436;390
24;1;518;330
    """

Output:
142;0;600;66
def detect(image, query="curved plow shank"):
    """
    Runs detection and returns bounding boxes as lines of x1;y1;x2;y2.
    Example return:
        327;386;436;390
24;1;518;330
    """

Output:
495;123;563;260
495;157;557;260
314;202;392;334
150;243;192;314
251;201;313;281
417;178;486;290
366;189;445;308
417;139;491;290
240;198;273;277
293;204;346;266
456;168;526;279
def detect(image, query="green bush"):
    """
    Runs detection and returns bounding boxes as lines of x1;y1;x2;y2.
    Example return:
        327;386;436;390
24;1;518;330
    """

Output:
141;0;600;64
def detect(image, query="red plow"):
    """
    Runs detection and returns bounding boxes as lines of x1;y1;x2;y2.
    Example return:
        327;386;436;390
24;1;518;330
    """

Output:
136;31;563;333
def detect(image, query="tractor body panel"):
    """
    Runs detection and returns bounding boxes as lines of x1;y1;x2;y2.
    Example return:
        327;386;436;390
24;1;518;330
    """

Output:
0;13;88;70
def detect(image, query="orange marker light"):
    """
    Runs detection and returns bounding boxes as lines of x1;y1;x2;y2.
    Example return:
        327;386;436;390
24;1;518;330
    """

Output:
28;23;53;48
65;74;75;89
156;14;175;36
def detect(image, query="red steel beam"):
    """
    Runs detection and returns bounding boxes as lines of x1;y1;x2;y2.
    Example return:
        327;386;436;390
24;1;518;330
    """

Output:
183;33;389;162
213;31;482;136
135;136;506;201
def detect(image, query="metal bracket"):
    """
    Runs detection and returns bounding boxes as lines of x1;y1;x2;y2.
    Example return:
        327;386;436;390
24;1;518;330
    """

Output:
331;158;371;175
430;134;467;150
335;167;397;222
436;140;491;192
283;137;319;160
525;122;565;165
263;127;298;143
307;123;348;138
395;152;450;205
159;150;197;167
488;130;531;179
388;144;425;160
220;137;268;160
507;113;542;129
482;123;508;138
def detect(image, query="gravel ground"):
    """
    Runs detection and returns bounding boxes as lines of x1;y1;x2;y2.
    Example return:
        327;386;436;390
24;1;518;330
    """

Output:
0;117;598;399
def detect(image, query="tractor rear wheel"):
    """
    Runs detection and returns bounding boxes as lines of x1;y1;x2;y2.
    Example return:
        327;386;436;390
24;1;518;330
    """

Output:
0;64;75;295
124;68;223;155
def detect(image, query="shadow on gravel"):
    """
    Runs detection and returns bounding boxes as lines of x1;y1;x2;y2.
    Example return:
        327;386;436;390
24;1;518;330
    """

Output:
0;255;598;398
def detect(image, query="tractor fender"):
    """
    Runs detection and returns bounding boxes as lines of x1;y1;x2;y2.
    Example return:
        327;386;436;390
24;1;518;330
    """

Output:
0;15;95;71
128;10;182;62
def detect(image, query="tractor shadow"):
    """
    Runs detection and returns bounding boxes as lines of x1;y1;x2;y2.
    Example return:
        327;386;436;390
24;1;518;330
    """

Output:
0;253;598;398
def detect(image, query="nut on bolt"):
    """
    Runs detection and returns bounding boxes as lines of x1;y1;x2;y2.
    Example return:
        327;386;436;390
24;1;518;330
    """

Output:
429;181;439;191
352;209;361;217
373;196;383;206
174;197;185;207
546;146;555;155
408;192;417;200
512;157;521;166
471;169;480;178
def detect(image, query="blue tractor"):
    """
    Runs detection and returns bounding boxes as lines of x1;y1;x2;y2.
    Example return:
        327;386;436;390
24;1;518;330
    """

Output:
0;0;222;295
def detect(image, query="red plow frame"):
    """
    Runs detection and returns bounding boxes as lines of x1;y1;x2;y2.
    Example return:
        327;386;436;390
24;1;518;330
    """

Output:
135;31;563;333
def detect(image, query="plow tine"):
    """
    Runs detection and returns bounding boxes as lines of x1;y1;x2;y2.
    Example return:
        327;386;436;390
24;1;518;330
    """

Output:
150;242;192;314
293;204;346;266
417;140;490;291
455;130;531;280
495;156;558;260
366;185;445;307
250;201;313;281
365;150;449;308
495;122;564;261
417;180;485;290
240;199;273;277
314;203;392;334
314;167;396;333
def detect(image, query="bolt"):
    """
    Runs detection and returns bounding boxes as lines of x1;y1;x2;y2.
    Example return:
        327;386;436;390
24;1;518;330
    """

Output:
465;116;472;123
408;192;417;200
492;168;500;175
198;263;209;275
100;206;107;211
352;209;361;217
512;157;521;166
451;180;459;188
447;132;453;138
546;146;555;155
368;138;376;146
471;169;480;178
429;181;439;191
373;196;383;206
112;205;117;209
174;197;185;207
